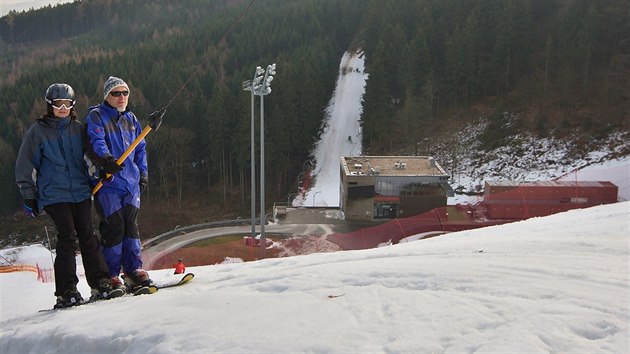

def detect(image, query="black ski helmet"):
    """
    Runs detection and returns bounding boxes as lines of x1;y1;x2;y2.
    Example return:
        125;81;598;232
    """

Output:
45;83;75;105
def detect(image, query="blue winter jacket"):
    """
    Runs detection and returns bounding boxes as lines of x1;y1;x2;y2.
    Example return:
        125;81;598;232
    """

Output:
15;116;92;209
85;102;147;194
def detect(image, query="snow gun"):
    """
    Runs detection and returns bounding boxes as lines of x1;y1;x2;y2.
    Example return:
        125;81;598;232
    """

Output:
91;107;166;195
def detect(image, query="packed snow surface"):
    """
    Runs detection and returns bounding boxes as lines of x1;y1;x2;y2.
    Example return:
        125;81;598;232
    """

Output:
1;202;629;353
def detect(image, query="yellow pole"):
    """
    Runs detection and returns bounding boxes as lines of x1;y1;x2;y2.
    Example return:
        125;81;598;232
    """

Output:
91;125;153;195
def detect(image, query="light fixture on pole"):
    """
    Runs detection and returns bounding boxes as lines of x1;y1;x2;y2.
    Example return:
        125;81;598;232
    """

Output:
243;63;276;258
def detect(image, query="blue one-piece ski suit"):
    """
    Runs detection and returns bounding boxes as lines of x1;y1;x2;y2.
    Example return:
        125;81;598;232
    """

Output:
85;102;148;277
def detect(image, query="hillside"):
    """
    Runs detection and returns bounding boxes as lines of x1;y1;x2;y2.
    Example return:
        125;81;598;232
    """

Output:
1;0;629;244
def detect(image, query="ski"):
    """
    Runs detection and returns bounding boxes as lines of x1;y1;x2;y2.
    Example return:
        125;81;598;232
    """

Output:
38;274;193;312
152;273;194;290
99;288;125;300
130;285;156;296
38;288;125;312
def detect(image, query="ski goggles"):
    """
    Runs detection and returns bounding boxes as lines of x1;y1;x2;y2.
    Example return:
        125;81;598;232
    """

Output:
110;90;129;97
51;100;75;109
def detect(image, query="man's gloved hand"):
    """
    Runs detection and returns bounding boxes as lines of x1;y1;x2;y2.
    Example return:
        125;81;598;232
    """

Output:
99;169;114;182
23;199;38;218
102;156;124;175
139;175;148;194
147;108;166;122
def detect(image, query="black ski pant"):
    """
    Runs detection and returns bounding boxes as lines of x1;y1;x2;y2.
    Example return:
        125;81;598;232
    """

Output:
44;199;110;296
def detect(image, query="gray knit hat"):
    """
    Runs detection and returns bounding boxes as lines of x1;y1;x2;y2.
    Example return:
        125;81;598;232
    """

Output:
103;76;129;99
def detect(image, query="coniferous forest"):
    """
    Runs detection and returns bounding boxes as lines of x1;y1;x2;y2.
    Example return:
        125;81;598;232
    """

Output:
1;0;628;241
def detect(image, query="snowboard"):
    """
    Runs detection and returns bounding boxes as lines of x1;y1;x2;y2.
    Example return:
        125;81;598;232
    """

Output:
38;288;125;312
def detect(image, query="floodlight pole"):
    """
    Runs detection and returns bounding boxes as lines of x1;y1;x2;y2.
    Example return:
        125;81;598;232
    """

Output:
250;83;256;241
257;63;276;258
244;63;276;258
259;89;266;255
243;70;260;243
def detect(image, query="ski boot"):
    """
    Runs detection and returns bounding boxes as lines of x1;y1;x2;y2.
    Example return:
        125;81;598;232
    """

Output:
54;288;83;309
122;269;153;293
90;278;124;301
110;276;125;291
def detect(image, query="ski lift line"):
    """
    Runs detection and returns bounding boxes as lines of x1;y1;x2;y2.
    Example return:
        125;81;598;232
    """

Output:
163;0;258;110
89;0;256;194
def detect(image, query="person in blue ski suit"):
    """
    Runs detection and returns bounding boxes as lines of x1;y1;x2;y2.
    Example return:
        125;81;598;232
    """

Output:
15;83;116;308
85;76;152;291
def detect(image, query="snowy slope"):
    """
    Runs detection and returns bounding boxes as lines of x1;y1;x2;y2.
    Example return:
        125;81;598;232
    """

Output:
294;50;368;207
1;202;628;353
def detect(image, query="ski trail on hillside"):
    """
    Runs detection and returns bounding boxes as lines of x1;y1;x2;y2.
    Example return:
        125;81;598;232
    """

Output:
294;50;368;207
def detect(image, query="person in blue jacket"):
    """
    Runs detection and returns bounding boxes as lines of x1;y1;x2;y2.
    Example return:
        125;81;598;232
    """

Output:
85;76;152;291
15;83;118;308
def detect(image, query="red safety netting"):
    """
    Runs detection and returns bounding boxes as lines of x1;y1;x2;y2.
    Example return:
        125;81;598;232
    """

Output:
327;179;618;250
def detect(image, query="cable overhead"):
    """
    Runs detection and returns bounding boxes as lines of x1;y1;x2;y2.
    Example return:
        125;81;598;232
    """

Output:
164;0;258;110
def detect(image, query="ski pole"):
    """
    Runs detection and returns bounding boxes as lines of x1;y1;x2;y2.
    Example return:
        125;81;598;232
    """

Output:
91;107;165;195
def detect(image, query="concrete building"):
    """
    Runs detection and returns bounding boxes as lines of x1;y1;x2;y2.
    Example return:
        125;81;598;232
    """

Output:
340;156;453;221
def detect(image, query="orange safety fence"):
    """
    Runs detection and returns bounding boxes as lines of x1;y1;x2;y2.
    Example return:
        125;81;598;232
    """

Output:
0;263;54;283
0;264;38;273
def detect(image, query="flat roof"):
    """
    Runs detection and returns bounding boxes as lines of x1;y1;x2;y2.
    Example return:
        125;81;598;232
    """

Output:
341;156;448;177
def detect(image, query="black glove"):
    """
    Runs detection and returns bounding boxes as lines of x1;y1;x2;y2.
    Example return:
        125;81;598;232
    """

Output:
23;199;38;218
147;108;166;122
139;175;148;194
102;156;124;175
99;169;114;182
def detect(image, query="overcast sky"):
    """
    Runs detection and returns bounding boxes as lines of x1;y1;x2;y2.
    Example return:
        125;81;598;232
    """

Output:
1;0;73;17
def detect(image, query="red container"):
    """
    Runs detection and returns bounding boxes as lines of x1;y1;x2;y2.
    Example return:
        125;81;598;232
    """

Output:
482;181;618;219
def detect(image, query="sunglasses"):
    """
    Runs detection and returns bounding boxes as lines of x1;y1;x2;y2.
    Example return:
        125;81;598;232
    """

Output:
51;100;75;110
110;90;129;97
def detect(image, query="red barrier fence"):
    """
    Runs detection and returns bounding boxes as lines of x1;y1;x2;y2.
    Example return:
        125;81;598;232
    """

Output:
328;180;618;250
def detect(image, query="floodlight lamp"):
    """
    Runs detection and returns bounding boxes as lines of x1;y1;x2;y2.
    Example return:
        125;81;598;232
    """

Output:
266;76;274;83
266;87;272;94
